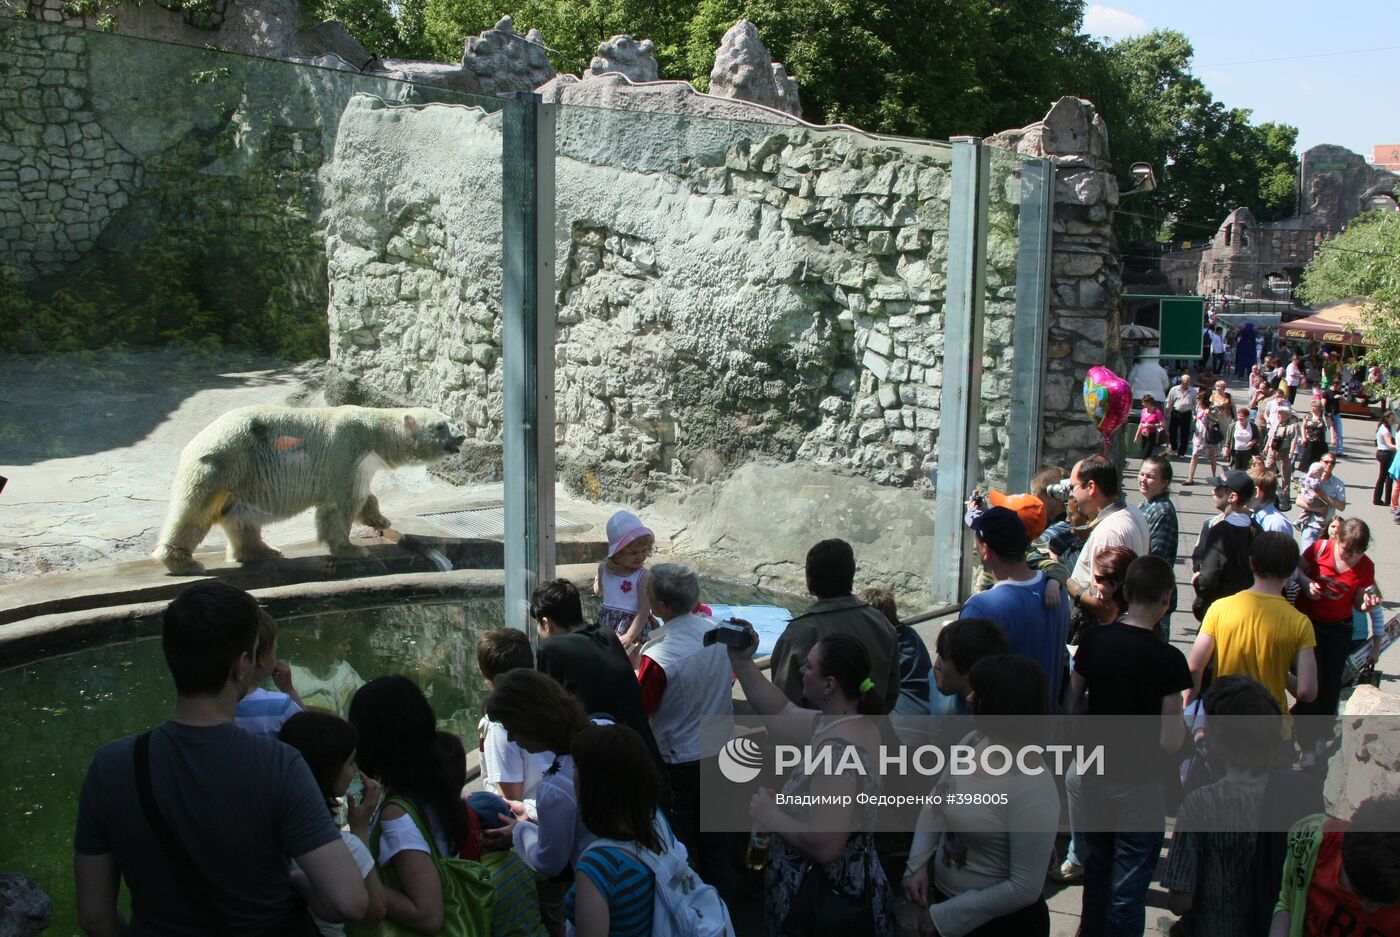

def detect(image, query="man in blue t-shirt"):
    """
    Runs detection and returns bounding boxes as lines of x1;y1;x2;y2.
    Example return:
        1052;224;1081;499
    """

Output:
961;506;1071;711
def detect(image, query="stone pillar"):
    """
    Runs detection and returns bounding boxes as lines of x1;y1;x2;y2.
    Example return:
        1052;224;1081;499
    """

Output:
988;97;1122;473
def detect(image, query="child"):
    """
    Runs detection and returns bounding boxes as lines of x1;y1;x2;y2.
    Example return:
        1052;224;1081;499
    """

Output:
1161;676;1285;937
235;607;305;737
277;711;387;935
967;490;1068;609
475;629;554;820
1270;796;1400;936
593;510;656;662
860;587;932;746
436;732;549;937
1294;461;1327;530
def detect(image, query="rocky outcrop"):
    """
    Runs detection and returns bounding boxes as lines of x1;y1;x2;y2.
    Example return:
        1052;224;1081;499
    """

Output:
16;0;306;57
456;15;556;96
709;20;802;117
1326;685;1400;823
0;872;51;937
537;73;806;126
583;35;659;83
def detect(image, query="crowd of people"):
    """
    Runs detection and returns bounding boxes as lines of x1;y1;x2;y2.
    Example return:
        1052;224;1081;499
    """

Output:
71;399;1400;936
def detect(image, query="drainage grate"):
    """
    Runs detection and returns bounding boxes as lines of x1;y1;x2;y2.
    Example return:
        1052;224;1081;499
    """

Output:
415;507;585;539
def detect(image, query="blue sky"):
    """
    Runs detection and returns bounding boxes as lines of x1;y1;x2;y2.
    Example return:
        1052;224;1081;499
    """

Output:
1080;2;1399;158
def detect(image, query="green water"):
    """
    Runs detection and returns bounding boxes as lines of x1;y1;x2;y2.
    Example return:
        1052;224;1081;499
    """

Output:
1;581;804;932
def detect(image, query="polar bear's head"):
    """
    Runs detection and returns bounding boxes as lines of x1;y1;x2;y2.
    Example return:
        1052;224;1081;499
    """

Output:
402;409;466;461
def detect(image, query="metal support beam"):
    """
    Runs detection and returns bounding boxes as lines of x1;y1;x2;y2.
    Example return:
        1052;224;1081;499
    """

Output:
930;137;989;604
501;93;557;634
1006;157;1056;494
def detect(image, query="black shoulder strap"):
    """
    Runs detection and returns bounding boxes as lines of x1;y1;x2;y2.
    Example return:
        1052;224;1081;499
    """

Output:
134;731;232;936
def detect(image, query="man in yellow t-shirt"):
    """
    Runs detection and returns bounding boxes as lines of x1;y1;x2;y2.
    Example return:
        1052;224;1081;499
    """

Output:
1187;532;1318;735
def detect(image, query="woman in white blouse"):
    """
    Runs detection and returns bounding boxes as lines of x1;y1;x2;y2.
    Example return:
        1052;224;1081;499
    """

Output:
1375;411;1396;506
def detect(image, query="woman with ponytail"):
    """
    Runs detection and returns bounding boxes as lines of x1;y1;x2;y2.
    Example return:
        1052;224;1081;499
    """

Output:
348;676;474;934
727;629;895;936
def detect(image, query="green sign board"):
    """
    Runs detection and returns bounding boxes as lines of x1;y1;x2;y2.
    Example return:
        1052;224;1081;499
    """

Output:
1160;297;1206;358
1122;294;1206;359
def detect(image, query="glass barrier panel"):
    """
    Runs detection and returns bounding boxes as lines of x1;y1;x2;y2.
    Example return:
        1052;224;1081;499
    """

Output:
549;96;955;621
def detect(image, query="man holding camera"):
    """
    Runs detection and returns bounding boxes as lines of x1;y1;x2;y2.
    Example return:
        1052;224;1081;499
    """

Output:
636;563;735;894
1065;457;1151;604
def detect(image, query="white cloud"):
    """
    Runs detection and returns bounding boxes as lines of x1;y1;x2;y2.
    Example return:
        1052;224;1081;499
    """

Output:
1083;5;1149;41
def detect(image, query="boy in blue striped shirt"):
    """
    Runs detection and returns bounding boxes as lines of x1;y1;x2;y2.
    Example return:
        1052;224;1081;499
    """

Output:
235;607;304;736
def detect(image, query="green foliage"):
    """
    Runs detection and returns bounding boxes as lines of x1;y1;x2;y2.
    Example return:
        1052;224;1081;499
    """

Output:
1070;29;1298;241
301;0;434;58
0;61;329;360
1297;212;1400;398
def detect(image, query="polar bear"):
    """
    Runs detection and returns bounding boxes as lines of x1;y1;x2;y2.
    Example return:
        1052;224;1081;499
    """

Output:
153;405;464;575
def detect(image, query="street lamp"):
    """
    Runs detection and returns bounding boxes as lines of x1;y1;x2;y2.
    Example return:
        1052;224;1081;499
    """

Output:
1123;162;1156;196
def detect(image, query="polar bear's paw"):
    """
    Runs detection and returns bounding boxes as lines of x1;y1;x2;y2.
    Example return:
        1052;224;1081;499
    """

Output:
155;547;206;576
228;543;284;564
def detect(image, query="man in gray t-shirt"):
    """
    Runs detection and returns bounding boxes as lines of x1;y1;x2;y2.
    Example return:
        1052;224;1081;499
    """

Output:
75;583;366;936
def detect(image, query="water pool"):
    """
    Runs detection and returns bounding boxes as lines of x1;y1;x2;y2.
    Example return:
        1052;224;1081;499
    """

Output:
0;579;805;931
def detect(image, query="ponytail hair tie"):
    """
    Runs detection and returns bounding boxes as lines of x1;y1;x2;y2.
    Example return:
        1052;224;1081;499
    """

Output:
859;677;875;694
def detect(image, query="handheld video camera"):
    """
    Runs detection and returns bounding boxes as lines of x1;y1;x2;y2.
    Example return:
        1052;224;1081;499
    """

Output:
702;618;754;648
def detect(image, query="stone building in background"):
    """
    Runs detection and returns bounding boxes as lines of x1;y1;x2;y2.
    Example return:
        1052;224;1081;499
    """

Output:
1161;144;1398;301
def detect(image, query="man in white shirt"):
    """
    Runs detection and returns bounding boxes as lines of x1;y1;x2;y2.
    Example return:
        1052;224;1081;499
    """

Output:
1128;351;1170;407
1165;373;1195;457
1297;453;1346;552
1066;456;1151;602
1285;354;1304;404
1209;328;1226;373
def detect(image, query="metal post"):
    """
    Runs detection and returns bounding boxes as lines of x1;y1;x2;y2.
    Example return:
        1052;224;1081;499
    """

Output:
501;93;557;634
930;137;989;604
1006;157;1055;493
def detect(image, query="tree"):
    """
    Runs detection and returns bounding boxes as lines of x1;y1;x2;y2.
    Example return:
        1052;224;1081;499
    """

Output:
302;0;434;58
1069;30;1299;243
1297;212;1400;399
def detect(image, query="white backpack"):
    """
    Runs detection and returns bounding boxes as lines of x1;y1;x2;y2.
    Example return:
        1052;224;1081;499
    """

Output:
578;822;735;937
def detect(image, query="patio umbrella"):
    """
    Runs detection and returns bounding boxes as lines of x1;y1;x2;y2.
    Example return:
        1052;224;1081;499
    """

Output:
1120;323;1161;342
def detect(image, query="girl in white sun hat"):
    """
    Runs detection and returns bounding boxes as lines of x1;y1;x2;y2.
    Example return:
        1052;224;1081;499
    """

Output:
594;510;657;665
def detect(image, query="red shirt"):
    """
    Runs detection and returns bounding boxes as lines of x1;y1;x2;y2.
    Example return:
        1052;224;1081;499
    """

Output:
637;656;667;713
1295;540;1375;622
1303;822;1400;937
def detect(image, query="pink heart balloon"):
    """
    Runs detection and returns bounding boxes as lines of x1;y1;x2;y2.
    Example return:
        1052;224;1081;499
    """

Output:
1083;366;1132;438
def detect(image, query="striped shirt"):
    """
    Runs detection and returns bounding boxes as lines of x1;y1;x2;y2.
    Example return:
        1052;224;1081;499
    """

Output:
234;688;301;737
480;849;548;937
564;844;655;936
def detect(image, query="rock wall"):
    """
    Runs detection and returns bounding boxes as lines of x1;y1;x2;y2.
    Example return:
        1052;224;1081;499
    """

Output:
988;97;1123;467
324;92;1040;502
0;23;140;277
0;17;437;357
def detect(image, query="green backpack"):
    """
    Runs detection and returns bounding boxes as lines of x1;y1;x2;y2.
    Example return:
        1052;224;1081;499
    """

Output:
355;795;494;937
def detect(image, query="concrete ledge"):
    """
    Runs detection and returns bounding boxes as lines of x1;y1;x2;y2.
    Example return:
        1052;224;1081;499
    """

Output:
0;534;606;627
0;562;601;669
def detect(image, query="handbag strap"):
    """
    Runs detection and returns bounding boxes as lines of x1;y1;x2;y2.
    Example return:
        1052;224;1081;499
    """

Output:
134;730;232;937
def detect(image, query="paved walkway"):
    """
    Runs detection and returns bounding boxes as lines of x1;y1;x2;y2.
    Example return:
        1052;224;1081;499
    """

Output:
1044;381;1400;937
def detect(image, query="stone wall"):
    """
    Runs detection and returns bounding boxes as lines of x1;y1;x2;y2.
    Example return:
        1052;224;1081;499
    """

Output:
324;93;1040;501
989;97;1123;468
0;17;436;357
0;23;140;278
